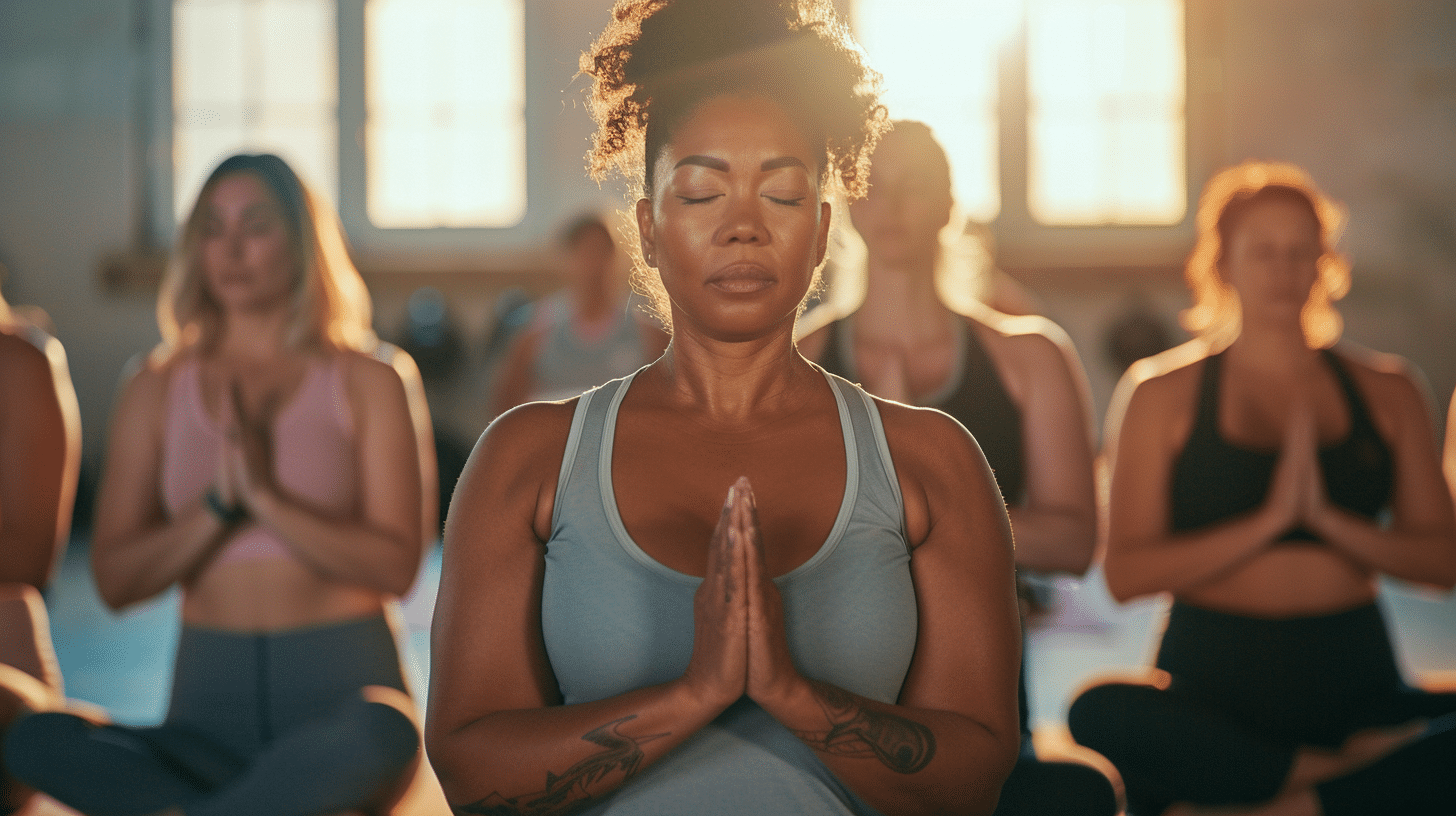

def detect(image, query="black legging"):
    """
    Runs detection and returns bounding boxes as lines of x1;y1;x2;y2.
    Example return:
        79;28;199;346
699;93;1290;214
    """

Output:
4;614;419;816
1069;602;1456;816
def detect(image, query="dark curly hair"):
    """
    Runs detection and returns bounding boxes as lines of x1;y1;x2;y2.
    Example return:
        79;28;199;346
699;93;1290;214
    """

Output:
580;0;887;201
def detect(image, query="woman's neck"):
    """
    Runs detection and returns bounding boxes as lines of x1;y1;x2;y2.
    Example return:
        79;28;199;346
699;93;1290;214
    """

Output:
854;257;955;346
650;327;816;427
1225;319;1322;373
215;308;295;362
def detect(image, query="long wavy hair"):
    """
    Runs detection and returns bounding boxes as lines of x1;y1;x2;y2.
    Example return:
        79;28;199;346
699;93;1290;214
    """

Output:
156;153;375;359
1181;161;1351;349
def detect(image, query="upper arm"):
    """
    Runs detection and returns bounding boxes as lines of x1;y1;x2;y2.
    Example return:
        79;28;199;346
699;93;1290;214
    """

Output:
1007;332;1097;508
93;359;170;553
880;404;1019;738
1368;363;1456;537
346;353;423;552
383;345;440;545
0;335;79;587
1103;369;1184;559
427;403;573;743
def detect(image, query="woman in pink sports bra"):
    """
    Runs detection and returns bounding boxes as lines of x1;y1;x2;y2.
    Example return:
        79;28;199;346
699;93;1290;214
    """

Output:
4;154;433;816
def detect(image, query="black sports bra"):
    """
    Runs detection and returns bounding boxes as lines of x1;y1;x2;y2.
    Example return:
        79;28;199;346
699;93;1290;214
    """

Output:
819;317;1026;505
1169;350;1394;540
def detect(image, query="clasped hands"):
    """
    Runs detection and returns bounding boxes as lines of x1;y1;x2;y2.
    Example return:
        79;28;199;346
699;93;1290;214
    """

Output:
684;476;804;711
206;381;277;527
1266;402;1334;537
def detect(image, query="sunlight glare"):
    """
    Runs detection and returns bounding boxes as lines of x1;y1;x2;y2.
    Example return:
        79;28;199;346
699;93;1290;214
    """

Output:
366;0;525;228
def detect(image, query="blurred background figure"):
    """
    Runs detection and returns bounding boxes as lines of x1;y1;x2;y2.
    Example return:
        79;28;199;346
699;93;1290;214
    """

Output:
3;153;442;815
488;212;668;417
800;120;1117;816
1070;162;1456;816
1;290;82;814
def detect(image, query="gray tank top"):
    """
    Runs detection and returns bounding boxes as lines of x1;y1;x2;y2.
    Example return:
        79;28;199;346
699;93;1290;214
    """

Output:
541;367;915;815
530;293;648;402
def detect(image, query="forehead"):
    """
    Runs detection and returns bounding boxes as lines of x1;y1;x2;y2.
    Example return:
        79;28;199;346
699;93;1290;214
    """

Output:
204;172;280;212
1229;195;1320;241
657;95;819;173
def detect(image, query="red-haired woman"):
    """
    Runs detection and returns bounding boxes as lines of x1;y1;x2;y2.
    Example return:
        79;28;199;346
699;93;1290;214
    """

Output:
1070;162;1456;816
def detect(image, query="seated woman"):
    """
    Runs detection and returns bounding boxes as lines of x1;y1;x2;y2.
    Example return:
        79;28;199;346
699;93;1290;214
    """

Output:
799;120;1115;816
4;153;429;816
1069;161;1456;816
424;2;1022;815
1;292;81;813
489;212;669;416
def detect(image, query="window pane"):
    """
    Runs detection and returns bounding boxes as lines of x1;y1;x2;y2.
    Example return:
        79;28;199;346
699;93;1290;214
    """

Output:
1028;0;1185;225
854;0;1019;222
366;0;526;228
172;0;337;220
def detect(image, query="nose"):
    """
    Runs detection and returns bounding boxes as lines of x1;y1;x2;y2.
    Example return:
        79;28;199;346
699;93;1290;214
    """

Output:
717;194;769;246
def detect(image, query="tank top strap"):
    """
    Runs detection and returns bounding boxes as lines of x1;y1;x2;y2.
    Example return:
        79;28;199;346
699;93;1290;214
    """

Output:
550;375;627;533
1192;351;1224;435
1320;349;1377;435
822;369;908;550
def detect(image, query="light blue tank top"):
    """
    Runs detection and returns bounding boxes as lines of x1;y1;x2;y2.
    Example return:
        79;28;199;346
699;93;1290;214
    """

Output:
530;293;649;402
541;367;916;815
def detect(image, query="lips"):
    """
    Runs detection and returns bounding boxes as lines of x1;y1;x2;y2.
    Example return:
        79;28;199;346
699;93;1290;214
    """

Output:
707;262;776;294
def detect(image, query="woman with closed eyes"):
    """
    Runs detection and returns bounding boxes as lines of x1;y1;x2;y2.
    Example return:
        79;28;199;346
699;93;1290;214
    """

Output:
424;2;1021;814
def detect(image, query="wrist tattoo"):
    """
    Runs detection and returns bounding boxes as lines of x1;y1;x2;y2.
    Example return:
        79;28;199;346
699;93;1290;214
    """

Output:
457;715;669;816
789;681;936;774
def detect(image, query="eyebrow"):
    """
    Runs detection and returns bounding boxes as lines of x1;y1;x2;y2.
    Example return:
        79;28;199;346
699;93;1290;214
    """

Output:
671;155;810;173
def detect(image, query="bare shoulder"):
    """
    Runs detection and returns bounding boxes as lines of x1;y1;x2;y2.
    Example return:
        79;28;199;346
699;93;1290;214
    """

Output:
1106;339;1211;438
0;328;51;393
338;346;408;392
119;347;186;410
871;394;987;476
969;309;1079;375
452;398;581;541
1332;341;1435;429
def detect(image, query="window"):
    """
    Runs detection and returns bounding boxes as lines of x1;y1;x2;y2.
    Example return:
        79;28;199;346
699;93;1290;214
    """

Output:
854;0;1186;228
172;0;337;220
170;0;525;234
365;0;525;227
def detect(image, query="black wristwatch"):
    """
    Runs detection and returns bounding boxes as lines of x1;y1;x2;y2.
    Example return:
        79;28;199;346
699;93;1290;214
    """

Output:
204;489;248;526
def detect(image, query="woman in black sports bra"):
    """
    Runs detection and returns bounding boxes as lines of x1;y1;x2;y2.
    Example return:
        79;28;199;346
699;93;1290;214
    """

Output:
799;121;1115;816
1068;161;1456;816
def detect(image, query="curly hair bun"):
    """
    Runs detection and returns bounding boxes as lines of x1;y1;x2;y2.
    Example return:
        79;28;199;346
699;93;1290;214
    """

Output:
582;0;886;200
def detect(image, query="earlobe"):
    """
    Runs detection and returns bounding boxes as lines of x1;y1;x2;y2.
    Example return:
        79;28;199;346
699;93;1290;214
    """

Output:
635;197;657;268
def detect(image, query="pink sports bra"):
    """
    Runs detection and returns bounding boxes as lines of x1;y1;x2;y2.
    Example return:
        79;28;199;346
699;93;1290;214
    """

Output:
161;355;359;565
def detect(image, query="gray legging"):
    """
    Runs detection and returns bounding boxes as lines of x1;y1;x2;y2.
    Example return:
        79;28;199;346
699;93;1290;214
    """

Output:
4;614;419;816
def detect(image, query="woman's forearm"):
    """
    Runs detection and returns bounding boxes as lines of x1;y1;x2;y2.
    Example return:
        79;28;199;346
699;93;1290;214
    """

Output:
429;680;729;815
248;488;421;597
760;678;1017;816
91;504;230;609
1104;508;1288;602
1308;506;1456;589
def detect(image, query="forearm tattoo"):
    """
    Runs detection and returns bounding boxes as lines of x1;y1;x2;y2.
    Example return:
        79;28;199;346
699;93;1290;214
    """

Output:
790;681;936;774
457;715;669;815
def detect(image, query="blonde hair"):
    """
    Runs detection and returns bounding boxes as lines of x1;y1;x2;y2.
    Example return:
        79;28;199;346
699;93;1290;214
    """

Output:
157;153;375;359
1181;161;1351;349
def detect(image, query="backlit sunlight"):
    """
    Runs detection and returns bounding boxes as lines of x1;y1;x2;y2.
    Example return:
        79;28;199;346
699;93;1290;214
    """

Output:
365;0;525;229
1028;0;1186;224
854;0;1019;223
173;0;337;220
854;0;1185;227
